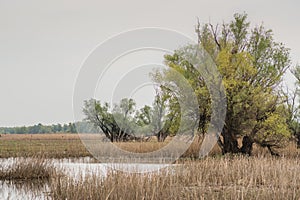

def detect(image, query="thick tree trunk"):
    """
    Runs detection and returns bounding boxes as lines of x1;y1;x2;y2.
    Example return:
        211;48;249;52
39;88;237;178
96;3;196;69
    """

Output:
156;131;168;142
221;129;239;154
220;130;254;155
240;136;254;156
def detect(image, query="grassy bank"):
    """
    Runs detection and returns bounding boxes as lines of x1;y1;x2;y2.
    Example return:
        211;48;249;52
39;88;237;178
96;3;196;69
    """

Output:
49;156;300;200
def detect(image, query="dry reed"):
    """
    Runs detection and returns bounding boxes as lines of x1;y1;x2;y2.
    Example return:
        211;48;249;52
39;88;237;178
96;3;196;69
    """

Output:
49;156;300;200
0;158;56;181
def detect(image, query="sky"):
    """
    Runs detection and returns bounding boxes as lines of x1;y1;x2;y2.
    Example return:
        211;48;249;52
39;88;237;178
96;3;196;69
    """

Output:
0;0;299;127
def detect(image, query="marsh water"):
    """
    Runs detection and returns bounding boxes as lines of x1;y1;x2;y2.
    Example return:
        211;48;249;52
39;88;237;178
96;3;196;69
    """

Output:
0;157;174;200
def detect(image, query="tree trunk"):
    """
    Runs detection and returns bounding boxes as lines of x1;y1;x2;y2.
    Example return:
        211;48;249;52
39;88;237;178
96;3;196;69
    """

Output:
221;129;239;154
156;131;167;142
267;145;280;157
240;136;254;156
297;134;300;148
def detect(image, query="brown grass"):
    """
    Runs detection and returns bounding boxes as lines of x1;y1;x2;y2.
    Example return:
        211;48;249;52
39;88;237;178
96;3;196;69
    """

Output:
0;134;92;158
2;134;300;199
114;137;172;153
0;133;81;140
49;156;300;200
0;157;56;181
0;134;193;158
1;133;300;159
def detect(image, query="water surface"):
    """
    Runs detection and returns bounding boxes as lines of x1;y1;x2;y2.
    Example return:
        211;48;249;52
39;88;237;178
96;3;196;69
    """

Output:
0;157;175;199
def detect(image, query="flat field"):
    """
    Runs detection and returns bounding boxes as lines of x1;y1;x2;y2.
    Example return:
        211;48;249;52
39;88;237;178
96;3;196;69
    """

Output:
0;133;176;158
1;133;300;159
0;133;91;158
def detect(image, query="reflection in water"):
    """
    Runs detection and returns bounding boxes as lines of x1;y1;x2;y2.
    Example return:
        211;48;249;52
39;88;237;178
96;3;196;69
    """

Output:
0;180;49;200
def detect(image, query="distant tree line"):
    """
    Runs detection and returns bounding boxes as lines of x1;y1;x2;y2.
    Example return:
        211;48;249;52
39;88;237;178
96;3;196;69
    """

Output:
0;122;78;134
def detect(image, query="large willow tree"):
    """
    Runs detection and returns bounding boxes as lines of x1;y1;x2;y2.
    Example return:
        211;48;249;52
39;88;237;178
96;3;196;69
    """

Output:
154;13;292;155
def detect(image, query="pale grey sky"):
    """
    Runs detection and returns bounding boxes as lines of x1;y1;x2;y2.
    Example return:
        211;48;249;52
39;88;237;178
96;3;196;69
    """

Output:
0;0;299;126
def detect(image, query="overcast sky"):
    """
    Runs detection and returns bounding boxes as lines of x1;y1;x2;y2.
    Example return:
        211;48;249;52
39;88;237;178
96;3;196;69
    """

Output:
0;0;299;127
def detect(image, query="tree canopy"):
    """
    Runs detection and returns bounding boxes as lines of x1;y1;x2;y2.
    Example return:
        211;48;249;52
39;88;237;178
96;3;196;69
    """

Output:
153;13;292;155
83;96;179;142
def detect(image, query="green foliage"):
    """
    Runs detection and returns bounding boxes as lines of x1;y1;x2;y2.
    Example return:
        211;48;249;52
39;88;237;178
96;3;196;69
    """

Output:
83;98;153;141
154;13;292;154
83;94;181;142
0;122;78;134
255;112;290;147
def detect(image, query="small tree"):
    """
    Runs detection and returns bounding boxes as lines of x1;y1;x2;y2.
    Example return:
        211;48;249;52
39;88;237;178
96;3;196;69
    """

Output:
135;89;180;142
83;98;137;142
83;93;180;142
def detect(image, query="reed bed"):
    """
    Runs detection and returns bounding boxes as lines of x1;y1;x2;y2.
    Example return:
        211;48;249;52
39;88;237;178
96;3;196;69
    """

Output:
0;157;56;181
49;156;300;200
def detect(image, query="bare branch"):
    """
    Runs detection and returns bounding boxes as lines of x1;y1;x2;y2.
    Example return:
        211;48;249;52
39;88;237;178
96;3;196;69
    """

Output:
209;23;221;51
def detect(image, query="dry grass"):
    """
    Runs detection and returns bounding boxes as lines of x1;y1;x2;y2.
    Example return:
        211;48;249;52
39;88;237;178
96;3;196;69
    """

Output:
49;156;300;200
0;133;81;140
1;134;300;199
0;157;56;181
1;134;300;159
114;137;172;153
0;134;92;158
0;134;192;158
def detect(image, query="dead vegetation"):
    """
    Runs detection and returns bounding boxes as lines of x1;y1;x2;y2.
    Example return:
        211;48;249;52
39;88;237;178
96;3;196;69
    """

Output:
49;156;300;200
1;134;300;159
0;157;56;181
1;134;300;199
